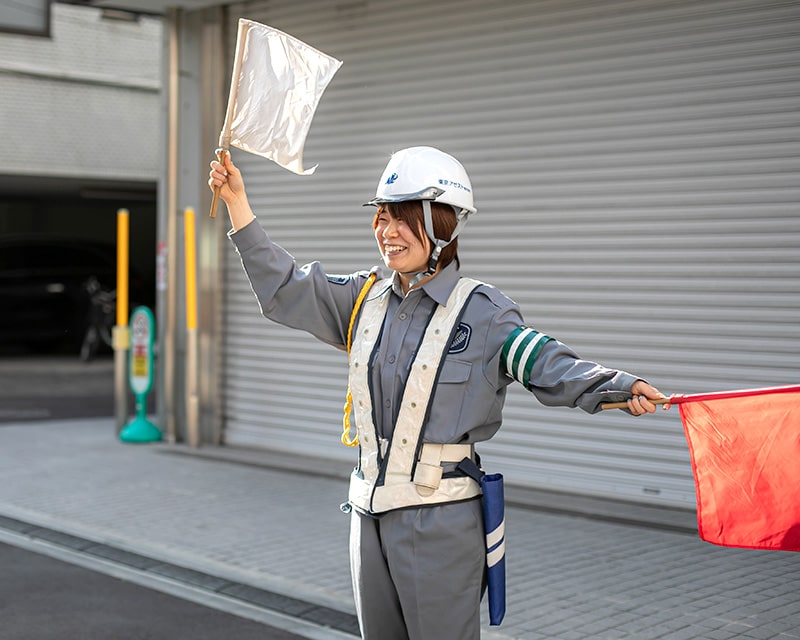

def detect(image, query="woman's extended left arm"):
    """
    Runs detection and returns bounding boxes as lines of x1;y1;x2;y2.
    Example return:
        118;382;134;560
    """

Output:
499;321;670;415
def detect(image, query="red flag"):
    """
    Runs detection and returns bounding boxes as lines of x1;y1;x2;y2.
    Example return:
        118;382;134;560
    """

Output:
677;385;800;551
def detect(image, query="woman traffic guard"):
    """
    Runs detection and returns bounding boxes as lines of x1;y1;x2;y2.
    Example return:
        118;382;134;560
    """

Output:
208;146;670;640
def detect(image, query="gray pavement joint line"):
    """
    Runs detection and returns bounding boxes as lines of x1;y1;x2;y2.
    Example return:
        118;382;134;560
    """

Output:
155;445;699;534
0;513;361;639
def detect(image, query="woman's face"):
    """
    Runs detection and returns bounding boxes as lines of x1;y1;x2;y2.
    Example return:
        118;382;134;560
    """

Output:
373;205;431;277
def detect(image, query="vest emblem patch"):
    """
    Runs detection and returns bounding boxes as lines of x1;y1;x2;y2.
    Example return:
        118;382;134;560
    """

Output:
326;274;351;285
449;322;471;354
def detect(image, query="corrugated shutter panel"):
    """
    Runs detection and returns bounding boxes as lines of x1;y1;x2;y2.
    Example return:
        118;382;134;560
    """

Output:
222;0;800;507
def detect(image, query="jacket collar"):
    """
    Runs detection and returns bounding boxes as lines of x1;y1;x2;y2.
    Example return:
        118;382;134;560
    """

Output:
389;261;460;307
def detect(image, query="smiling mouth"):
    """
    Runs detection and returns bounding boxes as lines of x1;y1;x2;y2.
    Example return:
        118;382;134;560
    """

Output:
383;245;407;255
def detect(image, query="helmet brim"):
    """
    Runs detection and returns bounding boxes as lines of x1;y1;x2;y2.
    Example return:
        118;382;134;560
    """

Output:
363;186;445;208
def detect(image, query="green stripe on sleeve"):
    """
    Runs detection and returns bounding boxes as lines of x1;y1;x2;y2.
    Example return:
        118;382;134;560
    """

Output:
520;334;552;387
501;325;552;387
501;326;525;364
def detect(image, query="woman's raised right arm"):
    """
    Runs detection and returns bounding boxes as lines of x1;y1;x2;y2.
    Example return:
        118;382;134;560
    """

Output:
209;151;375;349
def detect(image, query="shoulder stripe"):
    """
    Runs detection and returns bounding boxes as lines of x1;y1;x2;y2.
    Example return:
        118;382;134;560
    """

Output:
502;326;553;387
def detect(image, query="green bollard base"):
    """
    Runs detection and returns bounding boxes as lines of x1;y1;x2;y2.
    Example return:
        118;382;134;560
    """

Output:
120;416;163;443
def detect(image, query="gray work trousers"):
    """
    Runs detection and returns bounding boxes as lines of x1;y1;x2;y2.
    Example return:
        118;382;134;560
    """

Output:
349;499;485;640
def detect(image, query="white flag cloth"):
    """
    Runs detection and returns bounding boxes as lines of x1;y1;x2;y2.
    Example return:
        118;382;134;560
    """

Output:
219;19;342;175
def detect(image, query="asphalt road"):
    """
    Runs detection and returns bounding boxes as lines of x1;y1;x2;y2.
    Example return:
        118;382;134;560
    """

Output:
0;352;146;423
0;541;308;640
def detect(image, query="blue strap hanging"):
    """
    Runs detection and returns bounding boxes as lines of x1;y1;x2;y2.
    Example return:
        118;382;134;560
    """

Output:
481;472;506;625
458;458;506;625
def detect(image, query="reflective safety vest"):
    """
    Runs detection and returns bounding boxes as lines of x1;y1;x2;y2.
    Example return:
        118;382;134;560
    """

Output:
347;277;483;514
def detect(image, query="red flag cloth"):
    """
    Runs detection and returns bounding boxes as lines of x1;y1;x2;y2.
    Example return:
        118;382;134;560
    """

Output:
678;385;800;551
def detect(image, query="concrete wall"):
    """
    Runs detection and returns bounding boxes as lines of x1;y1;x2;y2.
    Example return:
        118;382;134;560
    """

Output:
0;2;162;183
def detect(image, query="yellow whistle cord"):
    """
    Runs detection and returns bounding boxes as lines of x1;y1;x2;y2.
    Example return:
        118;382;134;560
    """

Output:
341;272;377;447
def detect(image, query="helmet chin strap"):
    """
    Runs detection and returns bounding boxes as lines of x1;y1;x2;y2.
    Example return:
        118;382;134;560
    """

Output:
406;200;469;289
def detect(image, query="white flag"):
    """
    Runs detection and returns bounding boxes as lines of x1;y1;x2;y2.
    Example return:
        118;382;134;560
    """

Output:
219;19;342;175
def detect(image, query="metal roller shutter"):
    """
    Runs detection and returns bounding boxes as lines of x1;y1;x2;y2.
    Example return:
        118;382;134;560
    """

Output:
221;0;800;508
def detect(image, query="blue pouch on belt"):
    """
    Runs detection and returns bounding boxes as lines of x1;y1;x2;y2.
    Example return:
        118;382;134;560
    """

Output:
458;458;506;626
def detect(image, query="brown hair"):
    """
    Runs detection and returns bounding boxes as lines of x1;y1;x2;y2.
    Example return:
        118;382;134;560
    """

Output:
372;200;460;270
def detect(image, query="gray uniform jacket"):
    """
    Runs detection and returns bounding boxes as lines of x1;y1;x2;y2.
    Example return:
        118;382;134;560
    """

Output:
230;219;639;446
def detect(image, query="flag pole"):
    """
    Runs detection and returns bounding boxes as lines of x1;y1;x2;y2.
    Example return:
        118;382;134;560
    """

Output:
601;396;680;411
601;383;800;410
210;19;251;218
209;147;227;218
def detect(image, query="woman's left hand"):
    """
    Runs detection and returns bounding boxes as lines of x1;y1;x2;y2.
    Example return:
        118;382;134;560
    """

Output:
627;380;671;415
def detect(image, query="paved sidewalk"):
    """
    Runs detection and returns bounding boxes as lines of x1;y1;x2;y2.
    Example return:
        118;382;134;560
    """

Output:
0;418;798;639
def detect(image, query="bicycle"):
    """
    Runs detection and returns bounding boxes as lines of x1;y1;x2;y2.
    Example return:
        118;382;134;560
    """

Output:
80;276;116;362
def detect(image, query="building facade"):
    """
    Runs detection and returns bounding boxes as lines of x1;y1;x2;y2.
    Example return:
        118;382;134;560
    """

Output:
97;0;800;511
0;1;162;299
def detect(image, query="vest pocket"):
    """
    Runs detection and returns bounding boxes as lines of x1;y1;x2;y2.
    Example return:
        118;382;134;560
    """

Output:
438;358;472;383
430;358;473;439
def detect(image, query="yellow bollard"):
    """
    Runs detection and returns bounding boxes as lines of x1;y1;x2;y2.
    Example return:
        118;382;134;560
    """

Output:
184;208;197;331
114;209;131;433
116;209;129;328
184;208;200;447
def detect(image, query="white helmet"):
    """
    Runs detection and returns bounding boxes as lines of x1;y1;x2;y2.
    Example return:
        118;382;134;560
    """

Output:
366;146;477;216
366;147;476;280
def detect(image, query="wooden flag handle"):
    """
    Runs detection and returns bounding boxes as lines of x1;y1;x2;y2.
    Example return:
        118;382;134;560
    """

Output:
601;396;674;411
211;20;248;218
209;148;226;218
602;385;800;410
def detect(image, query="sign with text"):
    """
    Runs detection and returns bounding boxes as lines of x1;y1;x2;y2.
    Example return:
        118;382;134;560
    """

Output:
129;306;155;396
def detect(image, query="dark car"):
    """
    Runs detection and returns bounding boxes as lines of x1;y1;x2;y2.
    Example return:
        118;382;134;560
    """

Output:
0;236;146;354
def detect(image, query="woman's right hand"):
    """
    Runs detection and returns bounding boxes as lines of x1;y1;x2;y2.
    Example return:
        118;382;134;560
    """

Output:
209;150;244;202
208;151;255;230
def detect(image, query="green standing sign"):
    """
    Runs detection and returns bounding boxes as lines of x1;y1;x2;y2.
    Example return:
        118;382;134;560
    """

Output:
120;306;162;443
